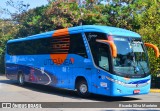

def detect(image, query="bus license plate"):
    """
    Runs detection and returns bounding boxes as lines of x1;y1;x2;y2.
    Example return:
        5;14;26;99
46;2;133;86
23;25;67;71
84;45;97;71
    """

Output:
134;90;140;94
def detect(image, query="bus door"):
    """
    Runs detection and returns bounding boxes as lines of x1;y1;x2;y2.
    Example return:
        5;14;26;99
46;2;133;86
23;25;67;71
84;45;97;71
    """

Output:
89;42;112;94
96;42;111;94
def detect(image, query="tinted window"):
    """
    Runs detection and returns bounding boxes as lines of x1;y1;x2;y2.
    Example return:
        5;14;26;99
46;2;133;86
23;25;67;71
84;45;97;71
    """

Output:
85;32;111;71
7;38;52;55
90;42;110;71
7;33;87;58
51;35;70;54
69;34;87;58
85;32;107;42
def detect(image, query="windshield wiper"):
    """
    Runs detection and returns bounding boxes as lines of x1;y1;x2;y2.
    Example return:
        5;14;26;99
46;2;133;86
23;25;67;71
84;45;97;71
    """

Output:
129;52;140;74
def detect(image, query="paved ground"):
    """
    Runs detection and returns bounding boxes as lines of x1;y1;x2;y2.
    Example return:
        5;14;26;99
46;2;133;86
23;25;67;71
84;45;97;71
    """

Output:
0;75;160;111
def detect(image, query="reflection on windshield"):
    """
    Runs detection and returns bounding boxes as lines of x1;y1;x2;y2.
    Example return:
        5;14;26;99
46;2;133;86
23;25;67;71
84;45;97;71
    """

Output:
113;37;149;76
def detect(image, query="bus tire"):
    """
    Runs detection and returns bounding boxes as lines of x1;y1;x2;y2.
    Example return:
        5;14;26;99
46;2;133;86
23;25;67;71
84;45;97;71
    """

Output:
18;73;25;86
76;79;90;97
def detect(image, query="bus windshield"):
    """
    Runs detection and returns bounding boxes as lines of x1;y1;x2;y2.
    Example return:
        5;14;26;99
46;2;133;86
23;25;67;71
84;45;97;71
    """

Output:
113;36;150;77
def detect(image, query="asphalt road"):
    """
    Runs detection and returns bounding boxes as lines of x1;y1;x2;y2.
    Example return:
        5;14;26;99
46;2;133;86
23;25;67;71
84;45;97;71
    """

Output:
0;75;160;111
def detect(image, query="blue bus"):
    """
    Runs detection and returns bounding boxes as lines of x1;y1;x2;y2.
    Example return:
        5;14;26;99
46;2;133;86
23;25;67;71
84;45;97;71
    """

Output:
5;25;159;97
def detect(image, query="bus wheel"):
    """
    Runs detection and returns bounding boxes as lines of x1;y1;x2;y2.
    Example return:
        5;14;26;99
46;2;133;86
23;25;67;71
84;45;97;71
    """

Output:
18;73;25;86
76;79;90;97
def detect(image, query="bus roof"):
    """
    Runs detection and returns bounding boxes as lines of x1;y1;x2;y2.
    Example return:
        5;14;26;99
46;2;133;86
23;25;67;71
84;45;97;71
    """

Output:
8;25;141;43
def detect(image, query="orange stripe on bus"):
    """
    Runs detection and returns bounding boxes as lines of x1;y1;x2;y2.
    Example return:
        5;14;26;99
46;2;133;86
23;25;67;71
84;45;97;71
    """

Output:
50;28;69;65
52;28;69;37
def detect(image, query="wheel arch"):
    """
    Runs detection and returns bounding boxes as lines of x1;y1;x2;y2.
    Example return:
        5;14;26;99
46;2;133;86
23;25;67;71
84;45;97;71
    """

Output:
75;76;87;89
17;70;25;81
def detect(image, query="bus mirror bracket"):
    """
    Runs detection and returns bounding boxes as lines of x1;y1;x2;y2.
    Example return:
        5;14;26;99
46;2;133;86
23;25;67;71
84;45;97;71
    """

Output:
96;39;117;58
144;43;159;58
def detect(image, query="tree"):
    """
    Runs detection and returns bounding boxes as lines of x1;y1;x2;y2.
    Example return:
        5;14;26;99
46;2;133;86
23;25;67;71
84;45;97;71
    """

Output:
0;19;18;73
133;0;160;76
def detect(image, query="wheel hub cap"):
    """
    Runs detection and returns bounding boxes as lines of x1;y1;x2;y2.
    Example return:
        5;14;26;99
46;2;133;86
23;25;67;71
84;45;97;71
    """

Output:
80;84;87;93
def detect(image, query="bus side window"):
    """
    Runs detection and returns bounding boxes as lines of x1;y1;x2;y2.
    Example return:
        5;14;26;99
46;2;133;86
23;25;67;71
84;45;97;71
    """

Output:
97;43;109;71
69;34;88;58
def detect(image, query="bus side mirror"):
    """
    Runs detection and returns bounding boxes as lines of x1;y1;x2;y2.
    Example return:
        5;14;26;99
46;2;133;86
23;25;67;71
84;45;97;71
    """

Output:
144;43;159;58
96;39;117;58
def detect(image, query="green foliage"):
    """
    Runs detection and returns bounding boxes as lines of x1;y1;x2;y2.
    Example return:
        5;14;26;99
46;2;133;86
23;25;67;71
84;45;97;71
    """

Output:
133;0;160;76
0;20;17;73
45;2;80;28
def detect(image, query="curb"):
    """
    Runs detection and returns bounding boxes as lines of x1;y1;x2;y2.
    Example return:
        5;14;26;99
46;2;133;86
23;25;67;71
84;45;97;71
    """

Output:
150;89;160;93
